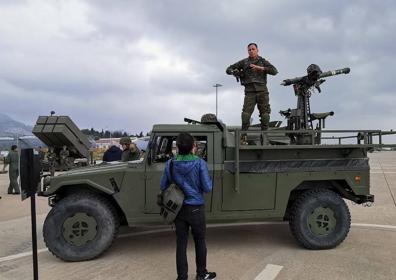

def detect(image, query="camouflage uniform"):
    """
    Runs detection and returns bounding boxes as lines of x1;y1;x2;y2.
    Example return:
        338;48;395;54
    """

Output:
226;56;278;131
47;149;57;176
59;147;70;170
119;137;141;162
6;150;20;194
121;146;141;162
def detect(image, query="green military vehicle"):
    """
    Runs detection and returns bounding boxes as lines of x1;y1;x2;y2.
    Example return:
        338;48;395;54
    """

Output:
39;65;395;261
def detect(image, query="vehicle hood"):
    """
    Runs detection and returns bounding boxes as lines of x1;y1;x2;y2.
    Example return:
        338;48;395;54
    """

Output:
56;160;142;176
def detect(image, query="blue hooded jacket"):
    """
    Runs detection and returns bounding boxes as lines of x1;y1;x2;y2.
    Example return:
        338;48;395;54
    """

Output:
160;156;212;205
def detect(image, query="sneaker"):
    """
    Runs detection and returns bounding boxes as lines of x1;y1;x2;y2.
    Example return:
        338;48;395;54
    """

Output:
196;272;216;280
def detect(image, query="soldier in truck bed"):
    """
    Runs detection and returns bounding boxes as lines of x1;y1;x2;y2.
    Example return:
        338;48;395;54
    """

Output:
226;43;278;138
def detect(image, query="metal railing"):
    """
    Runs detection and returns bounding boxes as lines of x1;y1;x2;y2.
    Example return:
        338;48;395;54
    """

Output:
231;128;396;192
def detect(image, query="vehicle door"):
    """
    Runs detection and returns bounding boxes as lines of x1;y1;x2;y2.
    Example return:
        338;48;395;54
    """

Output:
144;133;214;213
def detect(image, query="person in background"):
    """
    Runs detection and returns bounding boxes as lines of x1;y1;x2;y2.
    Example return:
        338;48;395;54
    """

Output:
3;145;20;195
119;137;141;162
103;145;122;162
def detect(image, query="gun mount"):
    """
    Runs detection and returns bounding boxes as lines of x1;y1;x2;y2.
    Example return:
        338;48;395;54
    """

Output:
280;64;350;144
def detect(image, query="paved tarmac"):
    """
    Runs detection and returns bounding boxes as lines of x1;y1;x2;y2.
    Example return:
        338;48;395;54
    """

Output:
0;151;396;280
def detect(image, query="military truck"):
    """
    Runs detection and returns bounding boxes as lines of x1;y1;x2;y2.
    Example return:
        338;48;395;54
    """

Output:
39;66;395;262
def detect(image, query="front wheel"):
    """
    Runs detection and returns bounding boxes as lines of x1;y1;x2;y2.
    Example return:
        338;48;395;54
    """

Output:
289;189;351;249
43;192;119;261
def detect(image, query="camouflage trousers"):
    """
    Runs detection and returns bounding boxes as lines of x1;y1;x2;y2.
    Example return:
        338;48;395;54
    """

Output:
241;91;271;131
8;169;20;194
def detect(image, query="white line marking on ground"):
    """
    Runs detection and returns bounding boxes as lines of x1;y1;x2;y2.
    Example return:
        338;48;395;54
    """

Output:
371;171;396;174
254;264;283;280
2;222;396;263
351;223;396;230
376;161;396;207
0;249;48;263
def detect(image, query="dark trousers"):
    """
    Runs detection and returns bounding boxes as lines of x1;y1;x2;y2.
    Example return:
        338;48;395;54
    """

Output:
8;169;20;194
175;204;207;280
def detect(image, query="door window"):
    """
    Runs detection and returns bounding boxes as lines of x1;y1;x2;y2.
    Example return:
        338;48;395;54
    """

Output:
152;135;208;162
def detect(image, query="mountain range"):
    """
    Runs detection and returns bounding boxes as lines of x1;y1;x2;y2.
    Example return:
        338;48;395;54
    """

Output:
0;113;33;137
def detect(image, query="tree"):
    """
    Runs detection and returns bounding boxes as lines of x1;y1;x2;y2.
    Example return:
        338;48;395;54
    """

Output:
112;130;123;138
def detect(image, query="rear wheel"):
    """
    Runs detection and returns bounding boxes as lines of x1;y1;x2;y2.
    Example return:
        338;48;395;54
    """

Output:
43;192;119;261
289;189;351;249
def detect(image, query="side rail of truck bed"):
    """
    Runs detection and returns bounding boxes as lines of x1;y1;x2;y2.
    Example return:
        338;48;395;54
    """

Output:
229;128;396;193
229;128;396;150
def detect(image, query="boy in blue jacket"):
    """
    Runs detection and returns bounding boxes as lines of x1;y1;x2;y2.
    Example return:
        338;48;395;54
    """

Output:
160;132;216;280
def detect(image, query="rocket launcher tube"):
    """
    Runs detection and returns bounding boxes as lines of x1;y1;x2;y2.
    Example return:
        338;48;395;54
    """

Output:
281;67;350;86
320;67;350;78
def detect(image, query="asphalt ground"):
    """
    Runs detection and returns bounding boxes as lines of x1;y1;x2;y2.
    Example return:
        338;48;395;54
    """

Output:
1;151;396;280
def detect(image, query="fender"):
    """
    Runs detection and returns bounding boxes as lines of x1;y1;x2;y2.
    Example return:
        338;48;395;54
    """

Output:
44;178;116;196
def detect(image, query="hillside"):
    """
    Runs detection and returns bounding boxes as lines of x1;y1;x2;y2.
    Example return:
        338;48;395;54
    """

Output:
0;113;33;136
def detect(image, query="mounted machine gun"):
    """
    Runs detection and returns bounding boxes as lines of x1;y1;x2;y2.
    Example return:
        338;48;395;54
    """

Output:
280;64;350;144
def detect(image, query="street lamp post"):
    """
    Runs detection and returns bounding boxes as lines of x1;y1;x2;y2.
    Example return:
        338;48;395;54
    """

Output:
213;83;222;117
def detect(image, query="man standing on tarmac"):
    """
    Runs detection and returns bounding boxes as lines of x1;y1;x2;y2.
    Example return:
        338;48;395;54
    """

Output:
226;43;278;141
160;133;216;280
119;137;140;162
3;145;20;195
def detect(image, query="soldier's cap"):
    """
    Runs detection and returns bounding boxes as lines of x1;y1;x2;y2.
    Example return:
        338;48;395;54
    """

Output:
120;137;131;145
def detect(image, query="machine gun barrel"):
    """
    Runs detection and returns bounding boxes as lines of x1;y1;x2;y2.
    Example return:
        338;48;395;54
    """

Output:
281;67;351;86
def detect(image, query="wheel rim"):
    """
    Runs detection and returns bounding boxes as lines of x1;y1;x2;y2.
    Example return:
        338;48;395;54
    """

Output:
308;207;336;235
62;212;97;246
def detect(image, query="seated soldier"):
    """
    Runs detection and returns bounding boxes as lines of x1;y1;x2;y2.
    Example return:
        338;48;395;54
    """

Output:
119;137;141;162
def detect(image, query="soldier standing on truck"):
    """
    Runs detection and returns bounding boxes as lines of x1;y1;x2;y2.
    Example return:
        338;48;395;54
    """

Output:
226;43;278;142
119;137;141;162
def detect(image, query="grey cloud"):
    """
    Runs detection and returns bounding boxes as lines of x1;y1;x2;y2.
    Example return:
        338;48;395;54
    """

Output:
0;0;395;135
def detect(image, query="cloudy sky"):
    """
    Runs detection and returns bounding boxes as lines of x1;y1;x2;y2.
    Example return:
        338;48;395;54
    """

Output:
0;0;395;134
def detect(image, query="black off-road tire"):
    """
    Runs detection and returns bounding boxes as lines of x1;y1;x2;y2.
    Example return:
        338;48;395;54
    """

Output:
289;189;351;250
43;192;119;261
